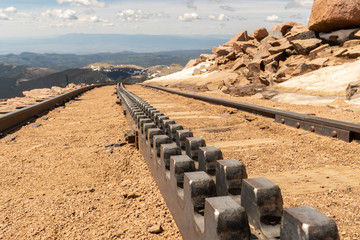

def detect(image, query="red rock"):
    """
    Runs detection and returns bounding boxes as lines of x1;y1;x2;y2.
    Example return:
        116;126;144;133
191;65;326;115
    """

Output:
253;27;269;40
215;46;233;57
281;22;300;36
225;30;249;45
184;59;199;69
308;0;360;32
291;38;322;55
271;24;282;32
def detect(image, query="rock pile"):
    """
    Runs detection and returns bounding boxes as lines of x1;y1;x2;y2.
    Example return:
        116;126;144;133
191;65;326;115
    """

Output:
185;0;360;97
0;83;87;115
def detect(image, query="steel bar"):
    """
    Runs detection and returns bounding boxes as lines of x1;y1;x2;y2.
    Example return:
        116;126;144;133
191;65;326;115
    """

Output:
141;84;360;142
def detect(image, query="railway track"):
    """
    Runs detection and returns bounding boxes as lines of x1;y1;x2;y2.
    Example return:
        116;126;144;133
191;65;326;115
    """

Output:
117;83;360;239
0;84;113;137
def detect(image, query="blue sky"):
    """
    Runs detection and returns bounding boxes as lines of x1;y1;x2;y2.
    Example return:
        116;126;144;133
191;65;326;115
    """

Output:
0;0;313;38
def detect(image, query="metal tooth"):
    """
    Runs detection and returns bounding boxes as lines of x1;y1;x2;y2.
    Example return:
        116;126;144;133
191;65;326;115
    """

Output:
204;196;251;240
185;137;206;161
170;155;196;188
162;119;176;135
216;159;247;196
156;115;169;128
153;112;164;122
147;128;163;147
184;172;216;214
153;135;171;157
168;124;184;141
280;206;339;240
149;109;160;120
198;146;223;176
175;130;194;150
160;143;182;170
136;115;147;127
241;177;283;239
142;123;156;138
139;118;152;132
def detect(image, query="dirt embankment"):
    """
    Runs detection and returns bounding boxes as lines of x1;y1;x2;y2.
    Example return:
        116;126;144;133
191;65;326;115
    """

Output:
0;86;181;239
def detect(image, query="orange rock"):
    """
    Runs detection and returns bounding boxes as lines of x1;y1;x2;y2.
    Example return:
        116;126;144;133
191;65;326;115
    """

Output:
225;30;249;45
308;0;360;32
253;27;269;40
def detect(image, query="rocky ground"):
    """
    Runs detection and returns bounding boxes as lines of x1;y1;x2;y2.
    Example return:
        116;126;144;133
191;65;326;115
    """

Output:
0;86;181;239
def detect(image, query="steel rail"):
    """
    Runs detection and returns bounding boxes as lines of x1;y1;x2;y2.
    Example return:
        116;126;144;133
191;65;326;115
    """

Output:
0;83;114;136
141;84;360;142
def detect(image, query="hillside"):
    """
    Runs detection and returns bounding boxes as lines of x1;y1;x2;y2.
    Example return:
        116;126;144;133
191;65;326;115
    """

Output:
0;50;212;71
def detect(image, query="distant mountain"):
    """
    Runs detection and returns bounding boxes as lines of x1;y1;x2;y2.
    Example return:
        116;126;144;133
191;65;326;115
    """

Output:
0;33;232;55
0;63;57;99
0;50;212;71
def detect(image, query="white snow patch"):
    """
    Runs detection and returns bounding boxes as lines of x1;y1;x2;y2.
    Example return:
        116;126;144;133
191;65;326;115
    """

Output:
272;93;341;105
279;59;360;92
146;61;216;83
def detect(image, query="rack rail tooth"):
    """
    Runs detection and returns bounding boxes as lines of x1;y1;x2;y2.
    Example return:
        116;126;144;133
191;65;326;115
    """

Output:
117;83;339;240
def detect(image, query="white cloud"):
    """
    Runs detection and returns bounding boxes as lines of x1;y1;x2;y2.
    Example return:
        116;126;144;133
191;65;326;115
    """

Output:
4;6;17;13
265;14;282;23
88;15;106;23
219;5;236;12
177;12;200;22
117;9;152;22
42;9;78;20
0;12;10;20
208;13;229;21
285;0;313;9
57;0;105;7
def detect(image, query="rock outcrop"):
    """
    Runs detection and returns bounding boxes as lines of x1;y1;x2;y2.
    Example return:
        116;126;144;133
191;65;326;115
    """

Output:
308;0;360;32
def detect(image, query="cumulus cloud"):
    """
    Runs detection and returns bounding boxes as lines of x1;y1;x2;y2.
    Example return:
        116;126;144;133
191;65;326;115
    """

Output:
57;0;105;7
177;12;200;22
285;0;313;9
117;9;152;22
3;6;17;13
88;15;106;23
208;13;229;21
265;14;282;23
219;5;236;12
186;0;197;10
42;9;78;20
0;12;10;20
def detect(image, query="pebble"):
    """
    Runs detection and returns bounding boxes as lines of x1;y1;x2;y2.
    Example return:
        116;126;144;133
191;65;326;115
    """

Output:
3;135;17;142
114;142;127;147
31;123;42;128
148;224;163;234
105;147;113;153
124;192;139;199
41;117;49;120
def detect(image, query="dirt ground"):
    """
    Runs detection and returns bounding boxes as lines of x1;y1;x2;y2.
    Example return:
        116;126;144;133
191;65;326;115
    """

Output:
0;86;181;239
128;84;360;239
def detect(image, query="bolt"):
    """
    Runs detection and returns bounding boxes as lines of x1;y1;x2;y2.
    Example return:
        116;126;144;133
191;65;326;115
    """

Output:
310;126;315;132
331;130;337;138
281;118;285;124
296;122;300;128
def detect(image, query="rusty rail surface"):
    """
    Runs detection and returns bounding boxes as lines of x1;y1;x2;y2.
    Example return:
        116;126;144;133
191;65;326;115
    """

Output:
141;84;360;143
117;83;339;240
0;83;113;136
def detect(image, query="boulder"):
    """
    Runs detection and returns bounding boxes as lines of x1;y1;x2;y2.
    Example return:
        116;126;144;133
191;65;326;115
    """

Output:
254;27;269;40
265;60;278;73
248;59;264;73
319;28;359;44
271;24;282;32
200;54;215;61
308;57;329;70
226;51;237;60
233;41;258;53
347;46;360;58
343;39;360;48
308;44;330;58
225;30;249;45
291;38;322;55
254;36;276;60
184;59;200;69
281;22;300;36
215;46;233;57
269;31;283;39
269;39;293;54
346;81;360;100
354;30;360;39
231;58;246;71
308;0;360;32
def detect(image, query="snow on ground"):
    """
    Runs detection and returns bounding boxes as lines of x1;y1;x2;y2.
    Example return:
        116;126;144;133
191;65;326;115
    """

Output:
279;59;360;92
145;61;216;83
